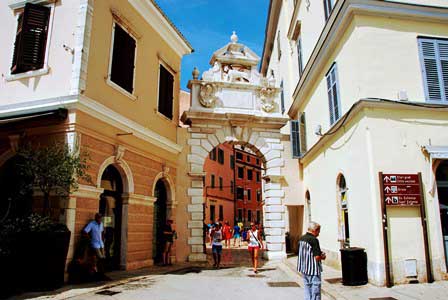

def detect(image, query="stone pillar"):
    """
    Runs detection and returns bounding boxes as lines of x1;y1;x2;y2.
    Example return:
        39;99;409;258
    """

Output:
263;178;287;260
187;173;207;262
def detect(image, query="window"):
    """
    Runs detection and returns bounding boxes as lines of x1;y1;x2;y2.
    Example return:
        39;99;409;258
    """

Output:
256;172;260;182
158;64;174;119
209;148;217;160
236;187;244;200
256;190;261;202
218;148;224;164
291;120;301;158
236;152;243;160
238;209;243;222
211;174;215;188
230;180;234;194
418;38;448;102
323;0;335;21
299;112;307;154
277;31;282;61
326;63;341;125
109;23;136;94
247;155;251;162
280;80;285;114
247;189;252;201
219;205;223;221
248;210;252;222
247;169;253;181
11;3;51;75
210;205;215;222
297;36;304;77
256;210;261;223
256;159;260;165
219;177;223;191
238;167;244;179
230;155;235;169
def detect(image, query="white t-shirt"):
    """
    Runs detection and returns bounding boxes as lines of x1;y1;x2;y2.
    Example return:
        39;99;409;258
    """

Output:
248;230;260;247
84;220;104;249
211;229;222;246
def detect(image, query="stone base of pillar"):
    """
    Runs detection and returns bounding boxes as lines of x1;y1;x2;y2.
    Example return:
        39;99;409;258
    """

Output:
188;253;207;262
263;250;287;261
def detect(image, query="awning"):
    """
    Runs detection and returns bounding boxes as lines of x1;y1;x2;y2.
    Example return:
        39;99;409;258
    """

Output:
0;108;67;127
422;145;448;195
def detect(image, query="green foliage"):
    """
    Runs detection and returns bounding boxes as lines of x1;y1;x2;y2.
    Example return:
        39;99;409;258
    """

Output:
16;142;91;215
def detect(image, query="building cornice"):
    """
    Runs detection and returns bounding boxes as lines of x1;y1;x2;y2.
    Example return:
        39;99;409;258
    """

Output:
128;0;193;57
0;95;183;154
260;0;283;76
288;0;448;117
300;98;448;165
8;0;56;9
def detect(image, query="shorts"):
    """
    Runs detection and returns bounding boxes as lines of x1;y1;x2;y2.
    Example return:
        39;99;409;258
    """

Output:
212;245;223;254
234;233;241;238
248;245;260;252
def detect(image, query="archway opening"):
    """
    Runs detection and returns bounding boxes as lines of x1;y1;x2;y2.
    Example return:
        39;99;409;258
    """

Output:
153;179;168;264
337;174;350;248
99;165;123;271
0;156;32;221
436;160;448;269
203;142;265;254
305;190;311;223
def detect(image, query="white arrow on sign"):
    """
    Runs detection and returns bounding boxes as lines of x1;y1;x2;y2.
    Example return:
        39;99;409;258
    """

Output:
385;197;393;204
384;176;390;183
384;186;391;193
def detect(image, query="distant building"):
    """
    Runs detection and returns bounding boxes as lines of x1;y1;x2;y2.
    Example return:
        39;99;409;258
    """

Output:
179;90;191;128
262;0;448;286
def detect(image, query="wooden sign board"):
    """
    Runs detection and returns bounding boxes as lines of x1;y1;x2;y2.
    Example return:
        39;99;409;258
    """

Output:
381;174;422;206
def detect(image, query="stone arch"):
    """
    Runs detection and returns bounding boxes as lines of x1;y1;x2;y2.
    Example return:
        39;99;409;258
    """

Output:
0;149;15;167
96;156;134;194
152;172;175;207
336;173;350;248
186;124;286;261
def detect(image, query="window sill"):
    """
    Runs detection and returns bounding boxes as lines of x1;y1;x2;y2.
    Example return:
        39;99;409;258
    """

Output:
106;78;137;101
5;67;49;82
155;110;174;123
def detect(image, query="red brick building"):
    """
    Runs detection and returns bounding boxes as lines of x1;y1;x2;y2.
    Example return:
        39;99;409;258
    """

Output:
235;147;263;226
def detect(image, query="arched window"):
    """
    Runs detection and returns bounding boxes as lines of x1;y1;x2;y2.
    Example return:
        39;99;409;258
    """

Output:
338;174;350;248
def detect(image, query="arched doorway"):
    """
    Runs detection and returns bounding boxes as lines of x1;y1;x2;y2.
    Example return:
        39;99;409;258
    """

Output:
99;165;123;270
0;156;32;221
153;179;168;264
436;161;448;269
337;174;350;248
305;190;311;223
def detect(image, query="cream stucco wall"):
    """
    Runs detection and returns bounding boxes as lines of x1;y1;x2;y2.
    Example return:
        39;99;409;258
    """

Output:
84;0;182;143
0;0;80;104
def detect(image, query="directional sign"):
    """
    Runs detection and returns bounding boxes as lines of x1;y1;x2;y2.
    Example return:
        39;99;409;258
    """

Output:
381;174;421;206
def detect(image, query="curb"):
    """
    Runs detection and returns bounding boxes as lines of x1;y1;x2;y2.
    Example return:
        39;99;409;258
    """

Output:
280;259;348;300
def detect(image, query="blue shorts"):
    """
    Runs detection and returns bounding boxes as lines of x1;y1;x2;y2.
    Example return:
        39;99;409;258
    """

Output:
212;245;222;254
234;233;241;238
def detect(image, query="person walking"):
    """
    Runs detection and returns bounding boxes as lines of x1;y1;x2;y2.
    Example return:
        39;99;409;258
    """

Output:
83;213;105;275
297;222;326;300
210;223;223;268
247;223;263;273
233;222;241;247
162;219;175;266
222;221;232;248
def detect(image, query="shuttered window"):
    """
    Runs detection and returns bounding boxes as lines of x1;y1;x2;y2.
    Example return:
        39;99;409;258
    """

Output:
326;63;341;125
323;0;334;21
297;36;304;77
277;31;282;61
299;112;307;154
280;81;285;114
291;120;301;158
110;23;136;94
158;64;174;119
11;3;50;74
418;38;448;102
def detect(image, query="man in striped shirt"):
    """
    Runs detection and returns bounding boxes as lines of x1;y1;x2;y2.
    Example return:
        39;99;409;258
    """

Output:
297;222;326;300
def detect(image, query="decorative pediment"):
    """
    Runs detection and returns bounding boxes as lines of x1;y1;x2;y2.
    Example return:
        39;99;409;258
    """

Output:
209;32;260;66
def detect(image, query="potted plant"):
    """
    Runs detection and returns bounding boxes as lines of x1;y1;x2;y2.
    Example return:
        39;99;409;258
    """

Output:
0;141;90;293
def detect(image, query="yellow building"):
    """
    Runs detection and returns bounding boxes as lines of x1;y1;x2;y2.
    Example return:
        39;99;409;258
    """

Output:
262;0;448;285
0;0;192;270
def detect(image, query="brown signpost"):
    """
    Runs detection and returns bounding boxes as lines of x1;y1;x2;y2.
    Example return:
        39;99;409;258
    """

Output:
379;173;433;287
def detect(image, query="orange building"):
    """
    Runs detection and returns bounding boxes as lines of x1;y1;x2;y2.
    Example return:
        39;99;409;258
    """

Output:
235;147;263;226
203;143;235;225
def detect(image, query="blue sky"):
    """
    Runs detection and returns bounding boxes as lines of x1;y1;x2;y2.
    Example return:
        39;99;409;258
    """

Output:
155;0;270;91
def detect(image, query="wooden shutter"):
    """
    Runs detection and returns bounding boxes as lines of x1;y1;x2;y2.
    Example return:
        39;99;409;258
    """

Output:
280;81;285;114
299;112;307;154
327;64;340;125
298;36;304;77
158;65;174;119
323;0;330;20
110;24;136;94
419;38;448;101
11;3;50;74
291;119;301;158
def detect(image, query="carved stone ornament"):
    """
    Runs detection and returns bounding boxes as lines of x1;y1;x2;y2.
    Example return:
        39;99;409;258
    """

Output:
199;83;218;107
115;145;126;163
259;86;276;112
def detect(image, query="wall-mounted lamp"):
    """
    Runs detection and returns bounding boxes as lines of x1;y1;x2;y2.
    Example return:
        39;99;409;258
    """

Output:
314;125;323;136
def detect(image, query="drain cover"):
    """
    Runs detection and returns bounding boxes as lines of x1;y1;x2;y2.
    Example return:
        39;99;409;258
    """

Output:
267;282;299;287
369;298;398;300
96;290;121;296
325;277;342;284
